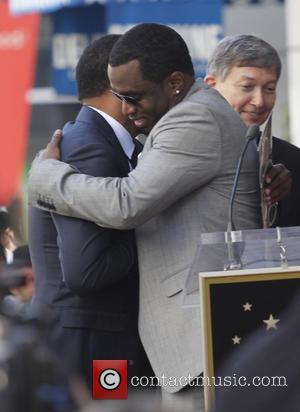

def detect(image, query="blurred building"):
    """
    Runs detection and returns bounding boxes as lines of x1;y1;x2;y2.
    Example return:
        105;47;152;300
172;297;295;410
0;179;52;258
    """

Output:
1;0;294;235
20;0;289;168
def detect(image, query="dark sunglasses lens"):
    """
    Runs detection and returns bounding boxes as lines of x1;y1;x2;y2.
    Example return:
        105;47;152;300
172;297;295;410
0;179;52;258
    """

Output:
111;91;138;105
125;96;138;105
112;91;123;101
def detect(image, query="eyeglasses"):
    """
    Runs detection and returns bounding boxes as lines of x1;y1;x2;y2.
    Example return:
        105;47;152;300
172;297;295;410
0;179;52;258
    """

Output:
110;90;140;105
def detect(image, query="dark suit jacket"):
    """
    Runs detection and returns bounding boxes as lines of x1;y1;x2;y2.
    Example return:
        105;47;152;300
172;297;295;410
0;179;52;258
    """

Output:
28;106;149;385
272;137;300;227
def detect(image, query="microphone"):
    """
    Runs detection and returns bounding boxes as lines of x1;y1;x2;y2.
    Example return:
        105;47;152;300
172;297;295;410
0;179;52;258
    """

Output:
225;124;260;270
227;124;260;232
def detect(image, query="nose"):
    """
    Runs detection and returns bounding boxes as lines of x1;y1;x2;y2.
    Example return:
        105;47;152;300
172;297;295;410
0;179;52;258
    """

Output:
250;88;265;108
121;100;137;117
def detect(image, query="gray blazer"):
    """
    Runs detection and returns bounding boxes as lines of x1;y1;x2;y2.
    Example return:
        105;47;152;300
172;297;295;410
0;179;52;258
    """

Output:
28;80;261;392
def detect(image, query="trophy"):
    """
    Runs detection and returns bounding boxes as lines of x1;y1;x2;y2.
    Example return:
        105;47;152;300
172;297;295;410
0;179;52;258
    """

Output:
257;114;277;228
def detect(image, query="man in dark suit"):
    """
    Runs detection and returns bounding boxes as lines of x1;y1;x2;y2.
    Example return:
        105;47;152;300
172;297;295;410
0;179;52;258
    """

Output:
28;35;151;387
205;34;300;227
201;35;300;411
272;139;300;226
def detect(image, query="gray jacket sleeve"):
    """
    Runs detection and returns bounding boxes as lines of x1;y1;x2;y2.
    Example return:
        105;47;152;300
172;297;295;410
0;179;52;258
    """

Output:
28;102;222;229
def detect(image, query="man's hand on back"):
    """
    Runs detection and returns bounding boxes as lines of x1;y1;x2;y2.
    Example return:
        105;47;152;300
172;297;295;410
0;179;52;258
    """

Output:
38;129;63;161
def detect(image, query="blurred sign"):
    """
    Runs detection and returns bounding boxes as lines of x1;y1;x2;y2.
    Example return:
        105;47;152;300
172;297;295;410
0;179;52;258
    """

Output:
51;0;222;94
52;3;106;94
107;0;223;79
0;2;40;206
224;0;284;3
10;0;94;15
10;0;203;15
9;0;285;16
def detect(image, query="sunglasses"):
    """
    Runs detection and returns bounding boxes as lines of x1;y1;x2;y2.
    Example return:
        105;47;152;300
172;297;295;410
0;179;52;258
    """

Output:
111;90;140;105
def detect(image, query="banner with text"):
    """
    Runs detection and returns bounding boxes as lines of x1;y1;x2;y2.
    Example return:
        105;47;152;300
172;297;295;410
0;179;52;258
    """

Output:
107;0;223;79
52;3;106;94
52;0;222;94
0;1;40;205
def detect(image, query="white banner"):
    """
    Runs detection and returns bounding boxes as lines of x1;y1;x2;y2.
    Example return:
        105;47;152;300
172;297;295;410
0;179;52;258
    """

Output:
9;0;107;15
9;0;180;15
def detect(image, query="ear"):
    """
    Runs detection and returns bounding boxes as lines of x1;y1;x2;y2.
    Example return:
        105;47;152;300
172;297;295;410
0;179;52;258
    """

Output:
167;71;185;96
3;228;11;237
204;74;217;88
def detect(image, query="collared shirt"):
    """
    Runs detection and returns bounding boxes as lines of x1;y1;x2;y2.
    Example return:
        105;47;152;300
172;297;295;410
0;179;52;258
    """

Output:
5;248;14;264
88;106;135;167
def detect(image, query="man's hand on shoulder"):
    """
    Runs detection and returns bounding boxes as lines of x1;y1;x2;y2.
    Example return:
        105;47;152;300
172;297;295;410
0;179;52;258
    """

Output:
37;129;63;161
264;163;292;205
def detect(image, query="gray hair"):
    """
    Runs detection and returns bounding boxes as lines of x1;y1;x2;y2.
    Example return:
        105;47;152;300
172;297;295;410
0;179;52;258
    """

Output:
206;34;281;80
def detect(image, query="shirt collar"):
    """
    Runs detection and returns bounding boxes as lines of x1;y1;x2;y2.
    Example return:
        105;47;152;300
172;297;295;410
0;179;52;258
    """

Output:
88;106;135;159
6;248;14;264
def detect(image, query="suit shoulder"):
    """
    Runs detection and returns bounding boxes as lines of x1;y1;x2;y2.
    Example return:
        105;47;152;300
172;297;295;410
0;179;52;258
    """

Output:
272;136;300;168
59;121;125;177
63;120;105;145
273;136;300;152
188;87;242;123
61;117;119;158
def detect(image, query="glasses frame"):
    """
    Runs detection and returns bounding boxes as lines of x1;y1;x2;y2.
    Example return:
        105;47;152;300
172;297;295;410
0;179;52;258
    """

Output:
110;90;140;106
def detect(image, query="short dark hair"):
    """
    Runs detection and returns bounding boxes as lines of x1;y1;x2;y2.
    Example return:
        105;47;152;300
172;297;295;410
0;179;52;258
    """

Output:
0;211;12;262
109;23;194;83
76;34;121;101
207;35;281;80
0;211;11;231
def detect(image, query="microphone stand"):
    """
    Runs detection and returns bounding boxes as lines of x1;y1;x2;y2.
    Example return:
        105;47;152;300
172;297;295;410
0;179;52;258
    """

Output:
224;124;260;271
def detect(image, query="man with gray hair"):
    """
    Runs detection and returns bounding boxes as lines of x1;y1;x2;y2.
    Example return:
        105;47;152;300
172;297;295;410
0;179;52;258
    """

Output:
204;34;300;227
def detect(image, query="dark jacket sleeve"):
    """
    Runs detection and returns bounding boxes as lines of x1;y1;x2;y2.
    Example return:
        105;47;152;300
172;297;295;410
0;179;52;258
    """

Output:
272;137;300;227
52;125;137;296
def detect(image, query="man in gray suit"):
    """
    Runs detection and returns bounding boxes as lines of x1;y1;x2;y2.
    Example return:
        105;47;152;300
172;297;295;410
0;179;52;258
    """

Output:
28;23;261;398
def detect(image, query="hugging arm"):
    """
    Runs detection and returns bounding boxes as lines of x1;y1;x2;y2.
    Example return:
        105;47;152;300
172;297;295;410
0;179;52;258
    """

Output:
29;103;222;229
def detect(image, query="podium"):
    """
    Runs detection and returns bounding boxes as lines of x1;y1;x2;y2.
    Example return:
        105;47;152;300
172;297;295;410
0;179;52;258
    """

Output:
183;226;300;411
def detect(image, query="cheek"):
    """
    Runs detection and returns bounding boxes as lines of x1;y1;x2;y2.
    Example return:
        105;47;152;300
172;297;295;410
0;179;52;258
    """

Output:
221;90;249;112
240;112;251;126
149;100;167;118
265;96;276;111
230;98;248;113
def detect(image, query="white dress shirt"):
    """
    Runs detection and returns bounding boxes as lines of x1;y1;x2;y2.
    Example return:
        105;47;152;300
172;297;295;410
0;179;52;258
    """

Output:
88;106;135;169
5;248;14;264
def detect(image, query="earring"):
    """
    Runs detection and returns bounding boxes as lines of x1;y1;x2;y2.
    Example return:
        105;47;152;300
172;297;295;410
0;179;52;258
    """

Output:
175;89;180;95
